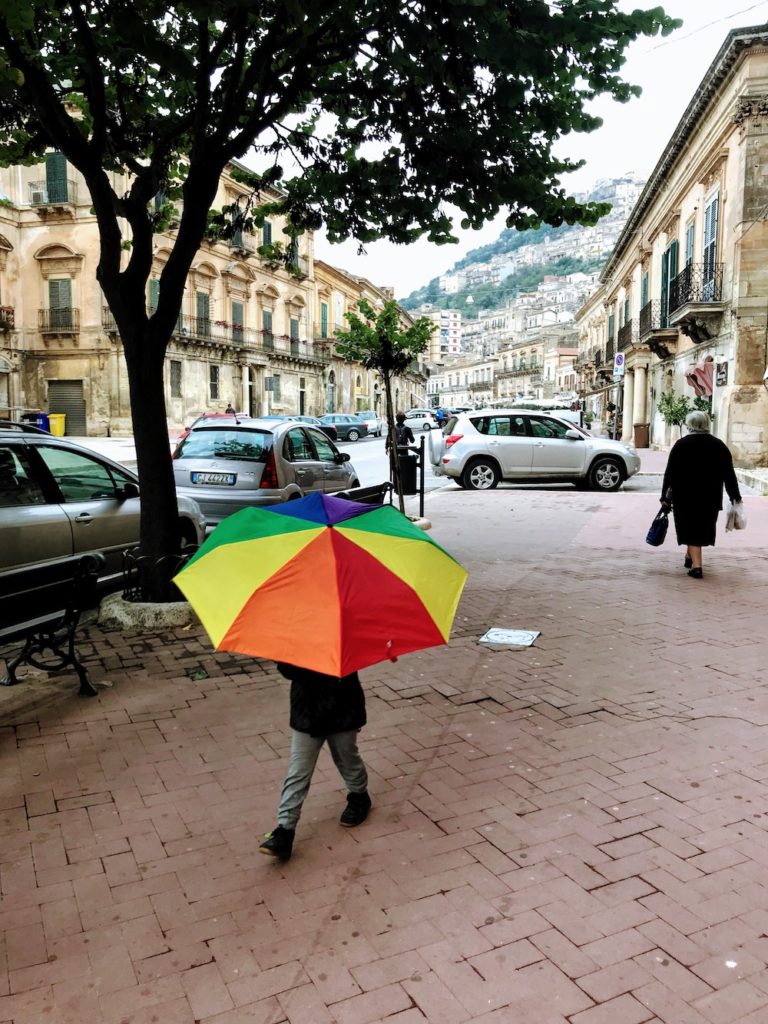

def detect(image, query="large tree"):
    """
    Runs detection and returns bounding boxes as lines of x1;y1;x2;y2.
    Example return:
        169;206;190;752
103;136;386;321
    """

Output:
0;0;677;597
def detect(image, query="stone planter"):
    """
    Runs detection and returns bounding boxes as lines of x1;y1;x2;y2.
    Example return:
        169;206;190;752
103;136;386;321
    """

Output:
98;592;197;631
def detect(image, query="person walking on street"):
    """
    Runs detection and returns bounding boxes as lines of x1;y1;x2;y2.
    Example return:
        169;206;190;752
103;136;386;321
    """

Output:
385;412;415;453
259;662;371;861
660;410;742;579
225;402;236;414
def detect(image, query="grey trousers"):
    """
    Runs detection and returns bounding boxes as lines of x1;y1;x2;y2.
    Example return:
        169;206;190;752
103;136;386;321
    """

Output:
277;729;368;829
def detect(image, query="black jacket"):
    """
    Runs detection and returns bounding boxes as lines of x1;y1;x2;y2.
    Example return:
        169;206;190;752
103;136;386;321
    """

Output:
661;432;741;545
277;662;366;738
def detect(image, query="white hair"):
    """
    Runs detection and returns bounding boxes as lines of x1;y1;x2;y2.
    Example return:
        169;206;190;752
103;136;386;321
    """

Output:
685;409;710;433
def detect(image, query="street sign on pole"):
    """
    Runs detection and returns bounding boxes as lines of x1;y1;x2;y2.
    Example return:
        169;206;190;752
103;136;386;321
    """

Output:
613;352;625;379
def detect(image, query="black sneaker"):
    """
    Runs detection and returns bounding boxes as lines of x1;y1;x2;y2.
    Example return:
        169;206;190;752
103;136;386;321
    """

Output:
259;825;294;860
340;791;372;828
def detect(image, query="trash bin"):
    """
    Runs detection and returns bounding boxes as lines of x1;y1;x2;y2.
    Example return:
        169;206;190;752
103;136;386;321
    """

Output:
633;423;649;449
396;446;418;495
21;411;50;432
48;413;66;436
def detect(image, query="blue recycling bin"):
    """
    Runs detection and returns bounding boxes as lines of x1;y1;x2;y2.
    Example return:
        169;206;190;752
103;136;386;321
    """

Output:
21;412;50;432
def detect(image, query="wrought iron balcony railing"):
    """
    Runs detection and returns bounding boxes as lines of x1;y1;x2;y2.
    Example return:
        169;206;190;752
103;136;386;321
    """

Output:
39;308;80;333
617;320;634;351
29;180;77;206
669;262;724;316
0;305;15;330
605;337;616;362
639;300;661;338
102;307;117;332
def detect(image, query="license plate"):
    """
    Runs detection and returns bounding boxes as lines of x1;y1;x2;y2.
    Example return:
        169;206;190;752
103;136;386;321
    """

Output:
191;472;236;486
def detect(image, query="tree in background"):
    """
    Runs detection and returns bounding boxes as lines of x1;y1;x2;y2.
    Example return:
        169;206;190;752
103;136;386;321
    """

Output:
0;0;678;596
335;300;434;512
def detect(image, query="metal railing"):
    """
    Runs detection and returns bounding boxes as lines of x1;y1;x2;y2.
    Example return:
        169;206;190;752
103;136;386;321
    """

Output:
639;300;661;338
669;262;724;315
228;232;258;255
617;320;634;351
170;314;327;361
102;306;117;332
605;337;616;362
0;305;14;329
39;307;80;332
29;180;77;206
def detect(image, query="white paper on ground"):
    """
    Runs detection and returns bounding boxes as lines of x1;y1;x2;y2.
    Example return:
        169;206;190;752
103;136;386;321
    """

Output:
479;628;540;647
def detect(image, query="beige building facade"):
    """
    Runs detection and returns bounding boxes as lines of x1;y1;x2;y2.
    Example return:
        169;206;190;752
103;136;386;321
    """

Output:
575;24;768;463
0;159;425;434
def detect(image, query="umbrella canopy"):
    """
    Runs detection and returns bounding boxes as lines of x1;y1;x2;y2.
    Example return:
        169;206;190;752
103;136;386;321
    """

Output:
174;492;468;676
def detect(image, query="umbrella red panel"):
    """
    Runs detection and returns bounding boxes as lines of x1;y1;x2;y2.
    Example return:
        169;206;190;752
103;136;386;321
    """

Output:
219;529;443;676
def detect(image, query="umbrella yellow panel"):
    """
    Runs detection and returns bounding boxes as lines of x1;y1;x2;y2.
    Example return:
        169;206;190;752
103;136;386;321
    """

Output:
174;527;322;645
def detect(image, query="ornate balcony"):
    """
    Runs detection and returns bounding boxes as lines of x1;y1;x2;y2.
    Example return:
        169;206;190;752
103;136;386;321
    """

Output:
0;305;15;331
638;300;678;360
605;337;616;362
29;180;77;207
617;321;635;352
39;308;80;333
102;306;117;332
668;262;725;343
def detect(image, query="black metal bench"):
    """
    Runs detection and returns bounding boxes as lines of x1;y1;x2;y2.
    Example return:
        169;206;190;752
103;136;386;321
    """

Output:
0;553;105;697
336;481;393;505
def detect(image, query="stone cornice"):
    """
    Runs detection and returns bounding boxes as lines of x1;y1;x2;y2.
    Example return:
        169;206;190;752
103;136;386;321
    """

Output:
600;26;768;283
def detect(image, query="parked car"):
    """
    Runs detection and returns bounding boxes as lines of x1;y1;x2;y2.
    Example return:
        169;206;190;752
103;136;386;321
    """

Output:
355;410;384;437
429;408;640;491
175;411;251;444
173;418;360;527
0;423;206;635
404;408;439;430
286;415;339;442
319;414;369;441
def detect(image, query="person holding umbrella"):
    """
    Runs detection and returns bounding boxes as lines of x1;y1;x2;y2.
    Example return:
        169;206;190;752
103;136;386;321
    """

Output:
258;662;371;861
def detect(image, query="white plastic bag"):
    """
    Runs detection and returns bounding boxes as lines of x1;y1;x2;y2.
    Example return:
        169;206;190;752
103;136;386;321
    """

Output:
725;500;747;532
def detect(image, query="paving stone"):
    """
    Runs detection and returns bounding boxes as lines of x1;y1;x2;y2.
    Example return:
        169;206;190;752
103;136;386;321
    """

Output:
2;481;768;1023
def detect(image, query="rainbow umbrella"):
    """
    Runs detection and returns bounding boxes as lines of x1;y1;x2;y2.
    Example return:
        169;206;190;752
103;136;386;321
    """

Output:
173;492;467;676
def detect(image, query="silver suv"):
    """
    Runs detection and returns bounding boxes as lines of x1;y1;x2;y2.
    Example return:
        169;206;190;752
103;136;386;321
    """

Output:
429;409;641;491
0;423;206;635
173;417;360;527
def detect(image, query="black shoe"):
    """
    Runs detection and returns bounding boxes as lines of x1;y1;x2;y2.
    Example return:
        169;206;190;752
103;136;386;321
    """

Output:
259;825;294;860
687;567;703;579
684;555;692;569
340;791;371;828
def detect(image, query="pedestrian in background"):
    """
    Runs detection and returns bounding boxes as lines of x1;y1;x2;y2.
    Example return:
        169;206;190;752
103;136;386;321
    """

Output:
259;662;371;862
225;402;236;414
660;410;742;579
385;412;415;453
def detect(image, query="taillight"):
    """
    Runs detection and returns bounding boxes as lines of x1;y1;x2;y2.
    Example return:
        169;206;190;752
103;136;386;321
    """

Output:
444;434;463;449
259;448;279;489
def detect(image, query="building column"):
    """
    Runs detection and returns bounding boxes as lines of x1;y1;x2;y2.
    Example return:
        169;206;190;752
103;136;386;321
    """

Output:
632;364;648;426
241;363;249;414
621;370;634;442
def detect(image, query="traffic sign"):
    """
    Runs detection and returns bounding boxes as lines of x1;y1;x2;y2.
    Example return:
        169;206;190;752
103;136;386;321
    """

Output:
613;352;625;378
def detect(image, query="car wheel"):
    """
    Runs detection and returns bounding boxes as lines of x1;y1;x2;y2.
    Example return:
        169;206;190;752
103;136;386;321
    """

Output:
423;421;432;430
347;429;360;441
462;458;500;491
587;458;624;492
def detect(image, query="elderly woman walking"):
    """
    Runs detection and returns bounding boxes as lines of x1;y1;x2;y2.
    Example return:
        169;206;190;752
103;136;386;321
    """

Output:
661;410;742;579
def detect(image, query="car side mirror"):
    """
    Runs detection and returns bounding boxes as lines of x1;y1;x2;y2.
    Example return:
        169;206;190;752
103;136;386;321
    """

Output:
565;429;582;440
335;452;351;463
119;481;140;500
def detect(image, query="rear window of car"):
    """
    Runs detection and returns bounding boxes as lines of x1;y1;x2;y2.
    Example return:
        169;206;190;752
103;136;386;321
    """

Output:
175;428;272;461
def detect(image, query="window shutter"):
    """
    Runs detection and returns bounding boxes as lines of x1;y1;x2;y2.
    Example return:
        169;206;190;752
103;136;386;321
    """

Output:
262;309;273;350
624;298;630;323
685;222;695;266
669;239;678;281
149;279;160;313
262;221;272;246
660;249;669;326
290;317;299;340
703;196;718;282
231;301;244;345
196;291;210;337
49;278;72;331
45;152;68;204
320;302;328;338
641;271;648;308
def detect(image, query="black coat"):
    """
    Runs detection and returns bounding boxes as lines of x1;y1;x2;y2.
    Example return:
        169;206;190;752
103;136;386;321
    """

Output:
661;432;741;546
277;662;366;738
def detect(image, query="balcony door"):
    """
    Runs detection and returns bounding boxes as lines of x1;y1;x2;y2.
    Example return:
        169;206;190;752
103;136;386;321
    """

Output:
660;240;678;327
49;278;73;331
703;193;719;301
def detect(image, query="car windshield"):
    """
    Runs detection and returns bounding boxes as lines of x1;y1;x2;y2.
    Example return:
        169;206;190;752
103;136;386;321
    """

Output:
176;428;271;462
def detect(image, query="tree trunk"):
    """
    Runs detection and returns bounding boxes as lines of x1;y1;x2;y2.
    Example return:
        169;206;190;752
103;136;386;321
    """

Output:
123;329;181;601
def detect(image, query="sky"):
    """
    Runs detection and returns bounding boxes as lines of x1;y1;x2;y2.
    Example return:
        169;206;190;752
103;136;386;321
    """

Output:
313;0;768;300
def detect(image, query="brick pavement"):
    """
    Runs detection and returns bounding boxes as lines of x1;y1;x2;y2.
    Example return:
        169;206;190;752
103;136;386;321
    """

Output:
1;475;767;1023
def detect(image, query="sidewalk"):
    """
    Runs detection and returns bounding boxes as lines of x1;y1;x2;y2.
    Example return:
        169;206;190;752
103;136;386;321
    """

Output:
1;486;767;1023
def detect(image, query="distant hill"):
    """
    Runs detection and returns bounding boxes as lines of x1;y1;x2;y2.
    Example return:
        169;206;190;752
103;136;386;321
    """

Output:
399;174;644;312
